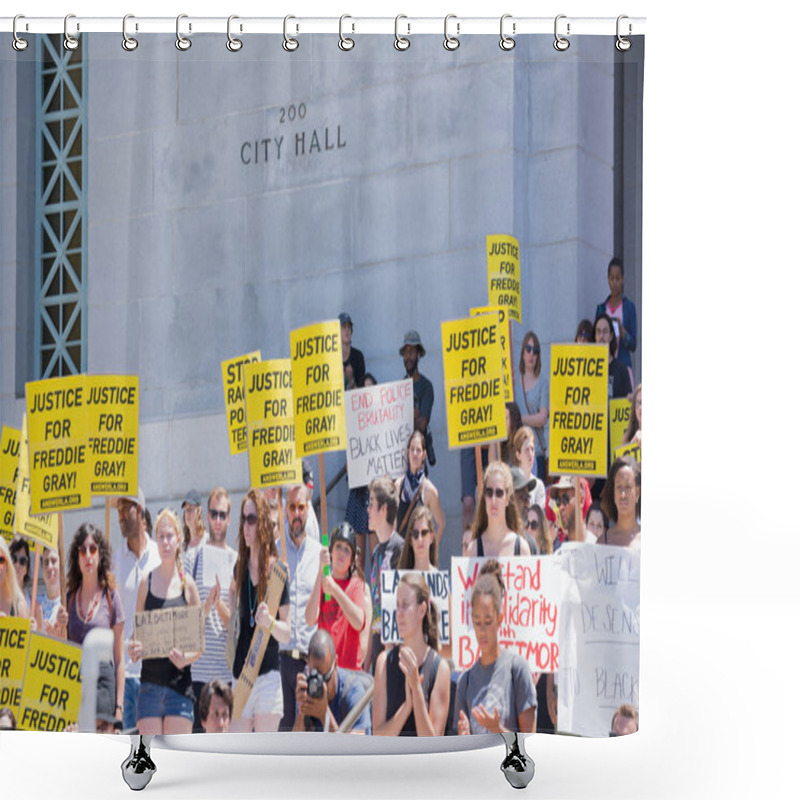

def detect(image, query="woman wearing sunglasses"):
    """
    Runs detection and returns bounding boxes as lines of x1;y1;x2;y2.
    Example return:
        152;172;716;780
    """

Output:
128;509;202;734
373;572;450;736
9;537;32;607
0;537;29;618
228;489;290;732
398;506;439;572
514;331;549;482
66;523;125;727
465;462;531;558
394;430;445;545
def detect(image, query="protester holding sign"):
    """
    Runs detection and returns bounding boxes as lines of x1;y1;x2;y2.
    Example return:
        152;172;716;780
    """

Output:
621;383;642;447
304;522;367;671
599;457;641;548
514;331;550;481
465;462;531;558
455;560;537;735
128;510;202;734
394;430;445;545
228;490;290;733
65;523;124;727
0;537;29;618
373;573;450;737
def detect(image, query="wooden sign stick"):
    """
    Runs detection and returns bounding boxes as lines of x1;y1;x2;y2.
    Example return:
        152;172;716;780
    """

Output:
105;497;112;544
58;513;66;607
475;446;485;497
318;454;331;601
277;487;288;566
232;560;289;720
30;541;41;619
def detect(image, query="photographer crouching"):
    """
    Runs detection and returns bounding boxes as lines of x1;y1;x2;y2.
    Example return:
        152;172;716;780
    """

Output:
293;629;372;734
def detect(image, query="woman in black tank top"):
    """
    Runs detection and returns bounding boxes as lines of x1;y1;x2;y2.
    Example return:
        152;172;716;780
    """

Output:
465;462;531;559
128;509;202;735
373;573;450;736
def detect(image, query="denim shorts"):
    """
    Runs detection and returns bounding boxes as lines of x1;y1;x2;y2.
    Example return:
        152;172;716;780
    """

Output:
137;681;194;722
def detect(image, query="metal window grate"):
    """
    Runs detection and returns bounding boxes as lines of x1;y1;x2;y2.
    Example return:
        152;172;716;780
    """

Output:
34;33;87;379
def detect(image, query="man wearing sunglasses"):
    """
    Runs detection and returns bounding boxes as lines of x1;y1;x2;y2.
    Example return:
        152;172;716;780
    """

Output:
113;487;159;731
545;475;592;551
185;486;238;731
278;482;323;731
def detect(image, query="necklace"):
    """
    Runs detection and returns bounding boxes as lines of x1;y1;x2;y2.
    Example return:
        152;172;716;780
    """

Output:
247;572;257;627
80;587;102;622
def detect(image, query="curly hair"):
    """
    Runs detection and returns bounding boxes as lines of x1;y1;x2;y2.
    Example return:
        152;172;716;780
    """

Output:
234;489;277;606
66;523;115;595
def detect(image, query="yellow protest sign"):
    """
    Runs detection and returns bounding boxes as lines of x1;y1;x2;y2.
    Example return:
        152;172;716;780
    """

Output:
442;314;507;448
290;321;346;456
18;633;82;732
549;344;608;477
14;415;59;549
614;442;641;462
244;359;303;488
0;617;30;714
221;351;262;455
87;375;139;496
486;234;521;323
25;375;91;513
470;304;513;402
0;426;20;542
609;397;631;456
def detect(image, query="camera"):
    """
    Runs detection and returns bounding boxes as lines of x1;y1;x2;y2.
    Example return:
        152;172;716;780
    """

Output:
306;668;325;700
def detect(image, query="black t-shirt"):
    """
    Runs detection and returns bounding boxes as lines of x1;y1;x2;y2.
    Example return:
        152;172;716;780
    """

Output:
608;357;632;399
233;567;290;679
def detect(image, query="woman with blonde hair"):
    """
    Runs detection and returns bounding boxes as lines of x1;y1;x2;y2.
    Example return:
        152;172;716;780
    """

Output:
129;509;202;734
228;489;290;733
0;537;29;618
510;426;546;510
373;573;450;736
465;462;532;558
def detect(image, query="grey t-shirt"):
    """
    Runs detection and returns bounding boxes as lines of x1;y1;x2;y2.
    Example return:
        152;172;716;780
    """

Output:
455;648;537;734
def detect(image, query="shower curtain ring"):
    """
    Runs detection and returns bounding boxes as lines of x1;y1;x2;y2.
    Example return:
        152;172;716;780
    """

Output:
122;15;139;51
64;14;80;51
554;14;570;51
176;14;192;51
616;15;632;51
339;15;355;51
394;15;410;51
12;15;29;52
443;14;460;51
283;15;299;52
499;14;515;51
227;15;243;52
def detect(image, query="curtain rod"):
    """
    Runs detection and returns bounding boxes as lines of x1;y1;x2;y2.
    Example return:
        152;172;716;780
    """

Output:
1;15;645;37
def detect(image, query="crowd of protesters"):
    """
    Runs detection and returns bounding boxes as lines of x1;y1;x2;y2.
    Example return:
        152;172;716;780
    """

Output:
1;257;640;738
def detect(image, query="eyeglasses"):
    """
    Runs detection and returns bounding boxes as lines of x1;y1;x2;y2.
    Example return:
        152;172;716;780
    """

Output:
410;528;430;540
288;502;307;514
484;487;506;499
551;492;573;507
12;554;29;566
525;344;540;355
79;543;98;556
526;518;539;530
0;555;6;565
242;513;258;526
209;509;229;521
